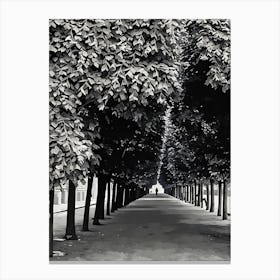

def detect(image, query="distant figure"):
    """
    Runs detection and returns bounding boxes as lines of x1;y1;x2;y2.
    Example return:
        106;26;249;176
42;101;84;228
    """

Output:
156;188;158;196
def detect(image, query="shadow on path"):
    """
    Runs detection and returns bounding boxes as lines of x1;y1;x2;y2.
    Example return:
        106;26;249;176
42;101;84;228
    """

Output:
52;193;230;263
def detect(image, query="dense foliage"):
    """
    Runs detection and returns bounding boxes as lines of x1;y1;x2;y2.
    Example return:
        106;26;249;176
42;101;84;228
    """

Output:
159;19;230;188
49;19;182;190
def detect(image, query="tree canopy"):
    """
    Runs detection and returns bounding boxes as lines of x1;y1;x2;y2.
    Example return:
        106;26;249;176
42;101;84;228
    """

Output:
49;19;183;189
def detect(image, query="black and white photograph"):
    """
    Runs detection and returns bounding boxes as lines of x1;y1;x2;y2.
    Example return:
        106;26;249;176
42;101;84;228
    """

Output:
49;19;231;262
1;0;280;279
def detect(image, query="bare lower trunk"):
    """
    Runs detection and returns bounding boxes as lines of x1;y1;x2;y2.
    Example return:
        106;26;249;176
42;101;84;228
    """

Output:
200;183;203;208
206;184;209;210
49;188;54;257
111;181;117;212
191;184;194;204
186;185;189;202
93;174;107;225
106;179;111;216
210;179;215;213
124;187;129;206
222;180;228;220
197;182;200;206
115;183;120;209
116;185;124;208
217;181;222;216
82;174;93;231
194;180;198;206
64;180;78;240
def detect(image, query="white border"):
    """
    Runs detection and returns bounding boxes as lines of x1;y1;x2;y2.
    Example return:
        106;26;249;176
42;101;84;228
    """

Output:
0;0;279;279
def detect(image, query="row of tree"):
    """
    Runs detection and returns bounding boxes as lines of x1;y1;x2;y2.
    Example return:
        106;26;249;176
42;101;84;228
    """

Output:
49;19;182;257
166;180;229;219
159;19;230;218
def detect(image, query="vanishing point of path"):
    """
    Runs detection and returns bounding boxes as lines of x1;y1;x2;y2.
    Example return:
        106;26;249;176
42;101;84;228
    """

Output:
52;194;230;263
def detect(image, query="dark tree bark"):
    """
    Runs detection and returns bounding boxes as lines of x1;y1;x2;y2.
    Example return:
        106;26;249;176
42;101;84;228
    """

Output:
194;180;198;206
111;181;117;212
99;177;107;220
115;183;120;209
186;185;189;202
222;180;228;220
116;185;124;208
82;174;93;231
197;182;201;206
106;179;111;216
124;187;130;206
121;187;125;206
210;179;215;213
64;180;78;240
206;183;210;210
49;188;54;257
191;184;194;204
217;181;222;216
93;174;107;225
200;183;204;208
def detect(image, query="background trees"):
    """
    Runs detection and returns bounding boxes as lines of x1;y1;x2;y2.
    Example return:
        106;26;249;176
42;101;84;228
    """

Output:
159;19;230;218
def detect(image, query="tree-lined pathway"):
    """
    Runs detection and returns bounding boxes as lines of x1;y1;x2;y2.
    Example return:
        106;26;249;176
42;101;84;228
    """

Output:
52;194;230;262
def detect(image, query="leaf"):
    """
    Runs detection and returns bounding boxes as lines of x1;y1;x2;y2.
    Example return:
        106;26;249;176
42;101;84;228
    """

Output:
129;94;138;102
98;103;105;110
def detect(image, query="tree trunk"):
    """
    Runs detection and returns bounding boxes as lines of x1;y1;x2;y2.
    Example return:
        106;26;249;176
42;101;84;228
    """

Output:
191;185;194;204
186;185;189;202
106;179;111;216
206;184;209;210
115;184;120;209
222;180;228;220
200;183;203;208
93;174;107;225
99;177;107;219
217;181;222;216
194;180;198;206
197;182;201;206
124;187;129;206
64;180;78;240
49;188;54;257
210;179;215;212
122;187;126;205
116;185;124;208
111;181;117;213
82;174;93;231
